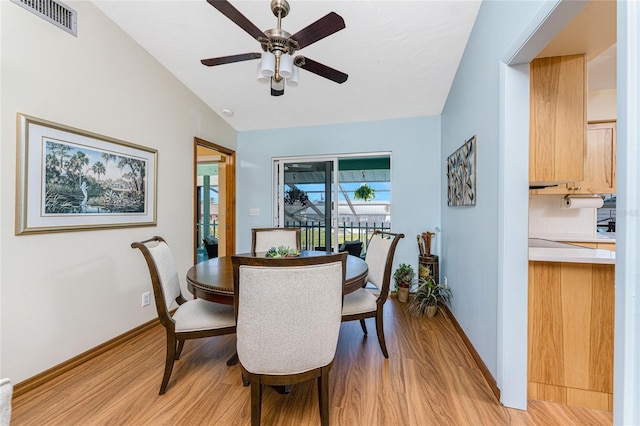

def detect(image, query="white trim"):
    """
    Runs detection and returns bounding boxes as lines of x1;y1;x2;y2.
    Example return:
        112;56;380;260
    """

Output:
497;62;530;410
614;1;640;423
502;0;588;65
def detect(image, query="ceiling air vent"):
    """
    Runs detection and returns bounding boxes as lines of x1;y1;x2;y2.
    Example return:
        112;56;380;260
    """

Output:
11;0;77;36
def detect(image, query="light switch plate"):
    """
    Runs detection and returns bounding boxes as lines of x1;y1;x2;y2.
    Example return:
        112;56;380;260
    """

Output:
249;208;260;216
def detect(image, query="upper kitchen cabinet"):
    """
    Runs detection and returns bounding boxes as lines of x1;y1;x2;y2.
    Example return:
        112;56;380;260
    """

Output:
531;120;616;195
529;54;586;186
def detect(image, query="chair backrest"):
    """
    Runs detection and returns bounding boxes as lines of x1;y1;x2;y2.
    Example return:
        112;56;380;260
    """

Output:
131;236;184;329
232;253;347;375
364;231;404;303
251;227;301;254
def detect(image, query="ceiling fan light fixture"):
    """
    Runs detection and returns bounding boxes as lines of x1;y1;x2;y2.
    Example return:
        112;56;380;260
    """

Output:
287;65;299;87
203;0;348;96
260;51;276;77
279;53;293;78
271;77;284;96
256;62;270;83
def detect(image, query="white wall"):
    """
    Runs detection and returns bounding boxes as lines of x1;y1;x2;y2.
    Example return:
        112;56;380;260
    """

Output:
237;116;441;276
529;195;598;235
0;1;236;382
588;89;617;121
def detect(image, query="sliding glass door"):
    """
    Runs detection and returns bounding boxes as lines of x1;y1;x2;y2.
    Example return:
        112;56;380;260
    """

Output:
274;153;392;255
274;158;339;251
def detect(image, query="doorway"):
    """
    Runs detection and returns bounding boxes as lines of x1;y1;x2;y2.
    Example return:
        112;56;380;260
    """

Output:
194;137;236;263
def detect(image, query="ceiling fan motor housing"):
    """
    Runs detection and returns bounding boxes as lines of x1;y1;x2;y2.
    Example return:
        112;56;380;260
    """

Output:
262;28;298;56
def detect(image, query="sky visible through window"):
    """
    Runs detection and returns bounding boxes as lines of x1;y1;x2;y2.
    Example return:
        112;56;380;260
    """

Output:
297;181;390;203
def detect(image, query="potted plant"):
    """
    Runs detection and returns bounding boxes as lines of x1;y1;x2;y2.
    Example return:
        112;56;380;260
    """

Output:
408;277;452;317
354;184;375;202
393;263;415;303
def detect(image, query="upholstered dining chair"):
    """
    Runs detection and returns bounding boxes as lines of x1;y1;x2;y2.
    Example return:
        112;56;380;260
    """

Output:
341;230;404;358
251;227;300;254
232;252;347;426
131;236;236;395
0;378;12;426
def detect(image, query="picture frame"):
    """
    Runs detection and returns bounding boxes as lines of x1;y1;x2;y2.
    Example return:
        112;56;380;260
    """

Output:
447;135;476;206
16;114;157;234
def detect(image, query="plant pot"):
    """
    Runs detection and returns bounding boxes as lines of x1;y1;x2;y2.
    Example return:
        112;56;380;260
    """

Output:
397;287;409;303
426;305;438;317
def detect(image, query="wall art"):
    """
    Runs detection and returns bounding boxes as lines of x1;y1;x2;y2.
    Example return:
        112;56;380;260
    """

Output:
16;114;157;234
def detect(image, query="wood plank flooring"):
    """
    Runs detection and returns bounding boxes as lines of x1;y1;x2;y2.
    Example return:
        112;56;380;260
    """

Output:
11;298;612;425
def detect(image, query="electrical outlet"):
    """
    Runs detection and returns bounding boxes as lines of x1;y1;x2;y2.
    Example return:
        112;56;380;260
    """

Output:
249;208;260;216
142;292;150;307
444;276;448;286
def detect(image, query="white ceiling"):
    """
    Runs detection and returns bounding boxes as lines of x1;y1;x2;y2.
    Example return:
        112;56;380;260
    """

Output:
92;0;482;132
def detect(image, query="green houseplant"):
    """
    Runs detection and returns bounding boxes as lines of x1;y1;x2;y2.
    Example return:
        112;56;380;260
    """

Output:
354;184;375;202
393;263;415;303
408;277;452;317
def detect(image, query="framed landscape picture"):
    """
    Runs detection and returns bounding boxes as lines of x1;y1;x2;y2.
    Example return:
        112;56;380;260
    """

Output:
15;114;157;234
447;135;476;206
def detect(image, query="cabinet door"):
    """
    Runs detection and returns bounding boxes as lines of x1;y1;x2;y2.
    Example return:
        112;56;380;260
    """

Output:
580;121;616;194
529;55;586;185
530;121;616;195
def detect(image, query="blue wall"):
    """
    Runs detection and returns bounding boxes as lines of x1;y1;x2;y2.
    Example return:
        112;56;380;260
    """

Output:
237;116;441;274
440;0;544;404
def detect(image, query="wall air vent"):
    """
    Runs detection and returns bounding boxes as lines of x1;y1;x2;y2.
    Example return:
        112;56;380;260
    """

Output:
11;0;77;36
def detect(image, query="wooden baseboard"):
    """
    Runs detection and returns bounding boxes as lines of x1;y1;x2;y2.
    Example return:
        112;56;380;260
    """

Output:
13;318;160;398
442;305;501;402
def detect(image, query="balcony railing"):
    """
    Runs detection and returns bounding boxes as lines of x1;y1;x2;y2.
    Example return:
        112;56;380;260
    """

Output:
285;220;391;253
197;219;390;255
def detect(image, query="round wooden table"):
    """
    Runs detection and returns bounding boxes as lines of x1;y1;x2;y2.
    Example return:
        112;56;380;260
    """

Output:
186;250;369;304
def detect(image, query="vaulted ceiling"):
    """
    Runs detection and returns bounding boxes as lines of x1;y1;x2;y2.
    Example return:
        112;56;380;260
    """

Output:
92;0;482;132
92;0;615;133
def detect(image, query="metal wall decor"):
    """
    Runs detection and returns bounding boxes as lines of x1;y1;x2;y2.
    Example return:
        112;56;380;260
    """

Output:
447;135;476;206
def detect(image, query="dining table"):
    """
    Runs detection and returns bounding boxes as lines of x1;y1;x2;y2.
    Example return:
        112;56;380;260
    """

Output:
186;250;369;305
186;250;369;377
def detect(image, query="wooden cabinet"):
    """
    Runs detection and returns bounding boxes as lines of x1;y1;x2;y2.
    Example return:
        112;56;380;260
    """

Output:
531;121;616;194
529;54;586;186
528;261;614;411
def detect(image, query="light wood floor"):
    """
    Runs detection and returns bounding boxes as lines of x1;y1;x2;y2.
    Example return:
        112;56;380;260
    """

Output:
11;298;612;425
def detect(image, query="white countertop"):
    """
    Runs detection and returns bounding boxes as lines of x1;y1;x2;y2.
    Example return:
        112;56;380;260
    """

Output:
529;232;616;243
528;239;616;264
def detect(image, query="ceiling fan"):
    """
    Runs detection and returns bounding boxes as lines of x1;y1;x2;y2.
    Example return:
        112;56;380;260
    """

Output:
201;0;348;96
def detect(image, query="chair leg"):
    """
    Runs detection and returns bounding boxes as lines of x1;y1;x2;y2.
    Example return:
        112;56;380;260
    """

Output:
375;309;389;358
359;319;368;335
318;365;330;426
226;351;239;366
250;377;262;426
242;374;250;387
175;339;185;360
160;332;177;395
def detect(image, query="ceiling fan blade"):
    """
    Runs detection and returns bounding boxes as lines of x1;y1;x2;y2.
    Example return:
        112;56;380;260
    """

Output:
206;0;265;41
291;12;345;49
201;52;261;67
294;56;348;84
